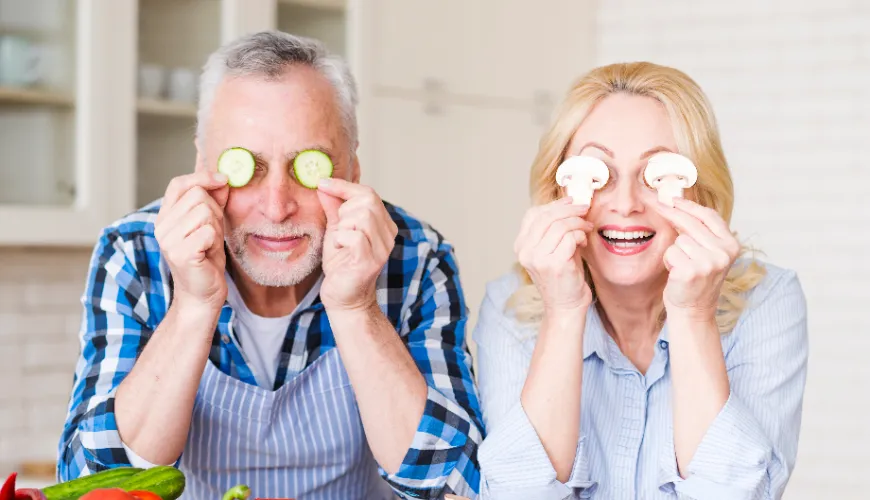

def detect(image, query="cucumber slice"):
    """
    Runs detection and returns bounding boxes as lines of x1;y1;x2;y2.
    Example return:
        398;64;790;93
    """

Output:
217;147;255;187
294;149;334;189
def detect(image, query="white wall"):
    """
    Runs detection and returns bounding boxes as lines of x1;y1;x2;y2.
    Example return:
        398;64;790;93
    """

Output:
596;0;870;497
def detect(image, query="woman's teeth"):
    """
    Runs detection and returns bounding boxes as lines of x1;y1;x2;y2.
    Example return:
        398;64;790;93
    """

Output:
601;229;654;240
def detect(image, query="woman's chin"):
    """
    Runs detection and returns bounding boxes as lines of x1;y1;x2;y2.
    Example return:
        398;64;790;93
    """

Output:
588;253;666;288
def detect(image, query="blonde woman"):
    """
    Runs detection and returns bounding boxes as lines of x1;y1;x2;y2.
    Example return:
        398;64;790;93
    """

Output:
474;62;808;500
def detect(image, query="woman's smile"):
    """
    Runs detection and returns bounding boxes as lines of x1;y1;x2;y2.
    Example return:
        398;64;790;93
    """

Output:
597;224;656;256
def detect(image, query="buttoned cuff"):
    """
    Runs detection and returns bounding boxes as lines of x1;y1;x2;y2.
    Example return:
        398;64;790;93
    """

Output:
480;402;596;499
659;393;773;499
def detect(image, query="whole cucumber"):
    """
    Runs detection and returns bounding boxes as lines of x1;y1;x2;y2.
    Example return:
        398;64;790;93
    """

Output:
116;466;185;500
43;467;144;500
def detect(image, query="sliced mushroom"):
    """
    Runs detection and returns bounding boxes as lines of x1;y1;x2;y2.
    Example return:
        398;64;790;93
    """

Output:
643;152;698;207
555;156;610;205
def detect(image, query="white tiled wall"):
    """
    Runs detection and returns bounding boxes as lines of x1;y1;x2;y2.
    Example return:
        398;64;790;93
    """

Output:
0;248;90;476
597;0;870;498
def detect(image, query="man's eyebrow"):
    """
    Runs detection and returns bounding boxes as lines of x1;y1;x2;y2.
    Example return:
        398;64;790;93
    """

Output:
286;146;336;163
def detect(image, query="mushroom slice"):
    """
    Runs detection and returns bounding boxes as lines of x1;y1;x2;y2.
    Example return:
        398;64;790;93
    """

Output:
644;152;698;207
555;156;610;206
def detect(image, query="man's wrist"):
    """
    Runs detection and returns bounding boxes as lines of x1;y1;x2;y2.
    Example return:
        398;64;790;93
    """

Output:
170;294;222;331
326;297;382;325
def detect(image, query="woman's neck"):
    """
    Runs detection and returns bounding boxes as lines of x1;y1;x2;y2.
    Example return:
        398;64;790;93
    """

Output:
593;276;667;374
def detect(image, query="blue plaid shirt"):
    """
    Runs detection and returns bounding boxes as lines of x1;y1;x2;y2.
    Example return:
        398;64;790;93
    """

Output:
58;199;484;499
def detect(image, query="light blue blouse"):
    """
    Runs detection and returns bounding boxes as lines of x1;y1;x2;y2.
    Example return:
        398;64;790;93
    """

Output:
473;261;808;499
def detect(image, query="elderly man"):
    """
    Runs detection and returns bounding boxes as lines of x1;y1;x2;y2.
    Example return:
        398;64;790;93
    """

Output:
57;31;483;500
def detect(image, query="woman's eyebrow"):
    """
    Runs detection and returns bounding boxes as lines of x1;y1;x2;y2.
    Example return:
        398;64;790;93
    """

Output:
639;146;674;160
577;142;615;157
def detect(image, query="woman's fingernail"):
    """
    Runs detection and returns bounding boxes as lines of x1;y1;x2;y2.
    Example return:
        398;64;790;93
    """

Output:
213;172;228;183
318;178;331;188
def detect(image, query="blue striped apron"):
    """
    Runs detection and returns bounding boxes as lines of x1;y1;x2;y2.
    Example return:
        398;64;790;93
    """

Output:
178;346;396;500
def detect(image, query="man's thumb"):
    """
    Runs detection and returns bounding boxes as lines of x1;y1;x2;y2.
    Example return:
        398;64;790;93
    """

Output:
317;190;342;227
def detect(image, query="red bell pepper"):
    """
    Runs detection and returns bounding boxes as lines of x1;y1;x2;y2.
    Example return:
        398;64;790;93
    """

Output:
1;473;16;500
128;491;161;500
14;489;47;500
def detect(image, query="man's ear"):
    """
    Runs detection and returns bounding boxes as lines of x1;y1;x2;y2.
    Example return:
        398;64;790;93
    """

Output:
194;137;207;173
350;152;361;183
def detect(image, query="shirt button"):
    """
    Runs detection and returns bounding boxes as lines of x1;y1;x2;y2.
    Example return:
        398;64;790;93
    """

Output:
221;334;231;344
659;340;669;350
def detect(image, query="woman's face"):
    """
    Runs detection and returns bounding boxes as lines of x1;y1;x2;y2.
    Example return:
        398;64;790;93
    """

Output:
564;93;681;289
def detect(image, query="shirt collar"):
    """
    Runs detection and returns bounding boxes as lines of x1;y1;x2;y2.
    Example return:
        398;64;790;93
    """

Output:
582;301;670;368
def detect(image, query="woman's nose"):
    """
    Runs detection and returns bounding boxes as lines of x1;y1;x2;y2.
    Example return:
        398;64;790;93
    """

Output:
607;179;646;217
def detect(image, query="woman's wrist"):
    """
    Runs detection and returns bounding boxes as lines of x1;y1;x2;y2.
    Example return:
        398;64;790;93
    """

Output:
542;306;588;339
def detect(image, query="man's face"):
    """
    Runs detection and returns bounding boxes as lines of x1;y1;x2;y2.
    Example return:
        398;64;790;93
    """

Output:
200;66;358;287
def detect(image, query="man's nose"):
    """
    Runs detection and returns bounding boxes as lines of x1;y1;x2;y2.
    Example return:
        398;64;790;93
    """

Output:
261;171;299;223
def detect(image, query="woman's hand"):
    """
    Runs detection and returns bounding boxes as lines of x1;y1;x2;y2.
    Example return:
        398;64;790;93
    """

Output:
515;197;595;314
654;197;741;321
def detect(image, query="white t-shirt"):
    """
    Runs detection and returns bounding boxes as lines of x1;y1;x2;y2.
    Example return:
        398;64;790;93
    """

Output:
224;276;293;390
123;273;319;468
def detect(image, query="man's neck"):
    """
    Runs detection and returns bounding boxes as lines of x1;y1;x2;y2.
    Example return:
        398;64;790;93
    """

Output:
227;261;321;318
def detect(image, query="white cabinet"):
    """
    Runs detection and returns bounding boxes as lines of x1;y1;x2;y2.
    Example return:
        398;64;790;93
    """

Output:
366;0;596;101
0;0;135;245
364;95;545;316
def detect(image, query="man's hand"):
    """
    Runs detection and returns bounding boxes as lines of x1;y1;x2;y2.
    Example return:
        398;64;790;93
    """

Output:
316;178;398;313
154;168;230;314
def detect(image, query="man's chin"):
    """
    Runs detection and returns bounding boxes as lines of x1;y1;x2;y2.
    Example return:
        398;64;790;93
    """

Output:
236;252;321;288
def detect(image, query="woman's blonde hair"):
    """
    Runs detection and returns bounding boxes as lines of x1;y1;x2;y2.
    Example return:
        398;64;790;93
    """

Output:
508;61;765;334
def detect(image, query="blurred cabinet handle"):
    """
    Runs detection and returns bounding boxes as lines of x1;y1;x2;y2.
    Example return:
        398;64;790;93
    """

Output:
422;77;445;116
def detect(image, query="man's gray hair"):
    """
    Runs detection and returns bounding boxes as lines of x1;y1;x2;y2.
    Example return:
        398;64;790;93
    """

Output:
196;31;359;151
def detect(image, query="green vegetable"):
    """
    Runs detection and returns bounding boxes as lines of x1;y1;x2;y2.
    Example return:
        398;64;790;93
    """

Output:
221;484;250;500
116;467;185;500
42;468;144;500
293;150;333;188
218;147;256;187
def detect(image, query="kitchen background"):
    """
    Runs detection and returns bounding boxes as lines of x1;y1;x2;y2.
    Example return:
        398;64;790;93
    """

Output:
0;0;867;498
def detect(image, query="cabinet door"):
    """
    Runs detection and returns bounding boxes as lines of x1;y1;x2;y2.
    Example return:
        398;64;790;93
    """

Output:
0;0;136;245
366;0;596;101
363;95;545;328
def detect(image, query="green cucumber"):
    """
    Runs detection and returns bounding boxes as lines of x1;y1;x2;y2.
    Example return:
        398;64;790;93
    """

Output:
116;466;185;500
218;147;256;187
221;484;251;500
43;467;144;500
293;149;333;188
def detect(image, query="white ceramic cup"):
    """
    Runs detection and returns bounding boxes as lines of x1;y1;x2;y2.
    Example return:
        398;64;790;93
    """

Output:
167;67;198;103
0;36;41;87
138;63;166;99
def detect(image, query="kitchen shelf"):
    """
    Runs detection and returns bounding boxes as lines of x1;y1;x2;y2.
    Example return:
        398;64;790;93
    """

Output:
0;86;74;107
278;0;345;11
136;98;197;118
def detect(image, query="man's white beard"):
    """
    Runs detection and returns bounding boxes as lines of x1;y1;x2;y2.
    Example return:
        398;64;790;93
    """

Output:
227;222;324;287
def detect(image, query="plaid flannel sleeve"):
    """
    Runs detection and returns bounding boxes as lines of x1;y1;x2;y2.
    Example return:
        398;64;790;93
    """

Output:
379;238;485;499
57;228;155;480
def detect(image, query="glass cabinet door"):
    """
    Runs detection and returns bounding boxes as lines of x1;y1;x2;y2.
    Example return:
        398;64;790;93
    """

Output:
135;0;222;207
0;0;77;207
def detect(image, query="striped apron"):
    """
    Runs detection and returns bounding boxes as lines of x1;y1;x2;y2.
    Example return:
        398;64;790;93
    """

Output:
178;346;397;500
